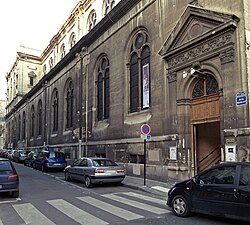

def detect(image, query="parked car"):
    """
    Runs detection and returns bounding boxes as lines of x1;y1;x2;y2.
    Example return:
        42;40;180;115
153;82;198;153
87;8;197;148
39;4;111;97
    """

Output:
167;162;250;222
33;150;67;172
24;151;38;167
64;157;126;188
13;150;30;163
0;158;19;197
6;149;16;160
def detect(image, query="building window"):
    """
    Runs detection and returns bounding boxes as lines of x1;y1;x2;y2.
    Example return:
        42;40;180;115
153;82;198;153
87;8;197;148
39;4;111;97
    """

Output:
30;105;35;137
22;112;26;140
38;100;42;135
52;89;59;132
18;115;21;140
43;64;47;75
49;57;54;69
97;56;110;121
60;44;66;59
88;10;97;31
129;31;151;113
192;75;218;98
69;33;76;49
103;0;115;15
65;79;74;128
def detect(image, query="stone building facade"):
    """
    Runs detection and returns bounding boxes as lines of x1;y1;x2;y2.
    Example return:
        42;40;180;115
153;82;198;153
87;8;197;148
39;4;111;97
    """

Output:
4;0;250;181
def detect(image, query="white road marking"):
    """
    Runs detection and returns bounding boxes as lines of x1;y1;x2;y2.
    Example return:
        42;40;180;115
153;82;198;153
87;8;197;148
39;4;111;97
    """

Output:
77;196;143;221
13;203;56;225
102;194;167;214
0;198;20;204
151;186;169;193
47;199;108;225
0;218;3;225
121;192;166;205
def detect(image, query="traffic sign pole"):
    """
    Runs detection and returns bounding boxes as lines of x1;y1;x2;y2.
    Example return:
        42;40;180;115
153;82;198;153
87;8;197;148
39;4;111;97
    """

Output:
144;138;146;186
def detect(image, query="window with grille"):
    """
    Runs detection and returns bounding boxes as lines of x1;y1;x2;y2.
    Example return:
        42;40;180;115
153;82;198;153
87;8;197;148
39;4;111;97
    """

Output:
30;105;35;137
65;79;74;128
97;56;110;121
38;100;42;135
192;74;218;98
129;31;151;113
88;10;97;31
52;89;59;132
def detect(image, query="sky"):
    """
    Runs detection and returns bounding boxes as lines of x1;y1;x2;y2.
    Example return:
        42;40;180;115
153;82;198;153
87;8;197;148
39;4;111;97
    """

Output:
0;0;79;99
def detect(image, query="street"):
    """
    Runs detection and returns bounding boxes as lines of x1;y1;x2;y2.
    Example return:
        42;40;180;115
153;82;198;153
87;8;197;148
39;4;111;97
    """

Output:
0;163;247;225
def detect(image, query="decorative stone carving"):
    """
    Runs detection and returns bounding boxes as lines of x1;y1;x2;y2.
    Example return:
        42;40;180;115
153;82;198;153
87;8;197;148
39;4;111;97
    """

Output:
167;72;177;83
220;48;235;64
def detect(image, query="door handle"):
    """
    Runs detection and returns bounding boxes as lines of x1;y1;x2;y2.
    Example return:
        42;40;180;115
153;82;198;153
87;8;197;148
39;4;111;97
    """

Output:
233;188;239;198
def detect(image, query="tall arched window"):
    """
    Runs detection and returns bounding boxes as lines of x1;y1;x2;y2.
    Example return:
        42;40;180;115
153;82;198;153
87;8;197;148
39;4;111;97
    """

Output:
129;31;151;113
22;112;26;139
52;89;59;132
88;10;97;31
65;79;74;128
97;56;110;121
38;100;42;135
30;105;35;137
192;74;218;98
49;57;53;69
18;115;21;140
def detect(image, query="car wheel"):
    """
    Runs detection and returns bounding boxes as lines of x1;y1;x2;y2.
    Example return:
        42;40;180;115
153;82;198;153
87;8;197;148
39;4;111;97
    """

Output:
85;176;93;188
33;163;36;170
11;191;19;198
65;171;71;181
171;195;190;217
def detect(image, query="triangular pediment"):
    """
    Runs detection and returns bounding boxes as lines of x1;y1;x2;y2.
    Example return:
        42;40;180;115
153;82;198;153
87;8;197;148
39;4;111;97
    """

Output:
159;5;239;57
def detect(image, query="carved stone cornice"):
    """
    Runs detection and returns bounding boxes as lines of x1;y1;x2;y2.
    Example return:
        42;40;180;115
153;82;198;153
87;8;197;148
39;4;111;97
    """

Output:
167;32;233;69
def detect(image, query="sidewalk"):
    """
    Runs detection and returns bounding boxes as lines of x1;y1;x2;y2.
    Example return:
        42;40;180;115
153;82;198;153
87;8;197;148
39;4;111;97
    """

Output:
122;175;177;198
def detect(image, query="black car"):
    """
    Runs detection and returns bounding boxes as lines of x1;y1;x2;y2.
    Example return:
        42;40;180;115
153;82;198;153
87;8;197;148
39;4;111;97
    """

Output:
0;158;19;197
167;162;250;222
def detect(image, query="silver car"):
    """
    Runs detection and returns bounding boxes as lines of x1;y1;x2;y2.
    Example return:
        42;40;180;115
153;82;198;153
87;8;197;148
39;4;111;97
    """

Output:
64;157;125;188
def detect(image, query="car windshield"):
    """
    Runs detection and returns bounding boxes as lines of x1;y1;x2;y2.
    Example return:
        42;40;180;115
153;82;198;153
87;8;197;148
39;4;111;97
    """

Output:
47;152;65;158
92;159;117;167
0;161;13;173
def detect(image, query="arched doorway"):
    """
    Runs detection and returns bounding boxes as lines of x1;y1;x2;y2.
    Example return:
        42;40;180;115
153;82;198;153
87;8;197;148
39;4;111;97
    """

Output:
191;74;221;173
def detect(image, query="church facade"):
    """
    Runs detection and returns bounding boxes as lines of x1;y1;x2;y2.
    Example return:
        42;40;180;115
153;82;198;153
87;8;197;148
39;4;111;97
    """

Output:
5;0;250;181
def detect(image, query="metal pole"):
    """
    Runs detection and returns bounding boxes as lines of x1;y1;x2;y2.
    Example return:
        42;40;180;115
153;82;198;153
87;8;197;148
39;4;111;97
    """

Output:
144;138;146;186
78;52;83;159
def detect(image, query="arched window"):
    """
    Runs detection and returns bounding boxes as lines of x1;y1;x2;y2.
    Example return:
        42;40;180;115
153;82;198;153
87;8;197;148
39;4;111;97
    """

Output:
52;89;59;132
22;112;26;139
69;32;76;49
88;10;97;31
103;0;115;15
192;74;218;98
30;105;35;137
49;57;53;69
18;115;21;140
43;64;47;75
60;44;66;59
65;79;74;128
97;56;110;121
38;100;42;135
129;31;151;113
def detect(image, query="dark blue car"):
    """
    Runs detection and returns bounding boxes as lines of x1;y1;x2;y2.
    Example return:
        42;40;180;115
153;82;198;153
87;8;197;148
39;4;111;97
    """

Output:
0;158;19;197
33;150;67;172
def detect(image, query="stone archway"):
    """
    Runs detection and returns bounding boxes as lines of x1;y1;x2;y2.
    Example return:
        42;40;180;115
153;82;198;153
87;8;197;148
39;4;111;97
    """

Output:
191;74;221;173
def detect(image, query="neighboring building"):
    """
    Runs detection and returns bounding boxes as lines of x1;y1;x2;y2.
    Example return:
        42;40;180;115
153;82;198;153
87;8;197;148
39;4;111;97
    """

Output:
0;100;6;149
4;0;250;181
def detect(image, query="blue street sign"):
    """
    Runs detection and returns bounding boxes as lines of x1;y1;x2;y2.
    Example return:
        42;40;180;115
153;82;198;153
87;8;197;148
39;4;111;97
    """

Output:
236;91;247;106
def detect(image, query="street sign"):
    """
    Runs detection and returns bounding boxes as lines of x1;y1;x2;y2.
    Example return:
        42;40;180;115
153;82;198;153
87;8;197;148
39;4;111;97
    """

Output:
141;124;151;135
236;91;247;106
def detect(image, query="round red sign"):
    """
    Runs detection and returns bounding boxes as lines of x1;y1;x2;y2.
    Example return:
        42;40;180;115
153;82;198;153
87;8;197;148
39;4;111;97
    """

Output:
141;124;151;135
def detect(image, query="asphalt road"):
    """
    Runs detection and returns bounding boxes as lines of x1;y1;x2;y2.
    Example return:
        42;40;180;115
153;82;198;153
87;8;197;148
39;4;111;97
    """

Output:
0;163;247;225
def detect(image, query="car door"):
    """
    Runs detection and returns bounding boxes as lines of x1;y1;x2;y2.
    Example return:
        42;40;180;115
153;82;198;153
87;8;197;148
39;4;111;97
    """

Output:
234;164;250;220
191;165;238;216
75;159;88;181
67;159;82;180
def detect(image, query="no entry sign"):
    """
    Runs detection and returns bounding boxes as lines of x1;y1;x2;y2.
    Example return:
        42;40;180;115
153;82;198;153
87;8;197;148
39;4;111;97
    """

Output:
141;124;151;135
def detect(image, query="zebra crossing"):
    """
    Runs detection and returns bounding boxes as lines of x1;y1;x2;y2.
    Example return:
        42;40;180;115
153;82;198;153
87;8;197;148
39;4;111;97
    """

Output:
0;191;169;225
